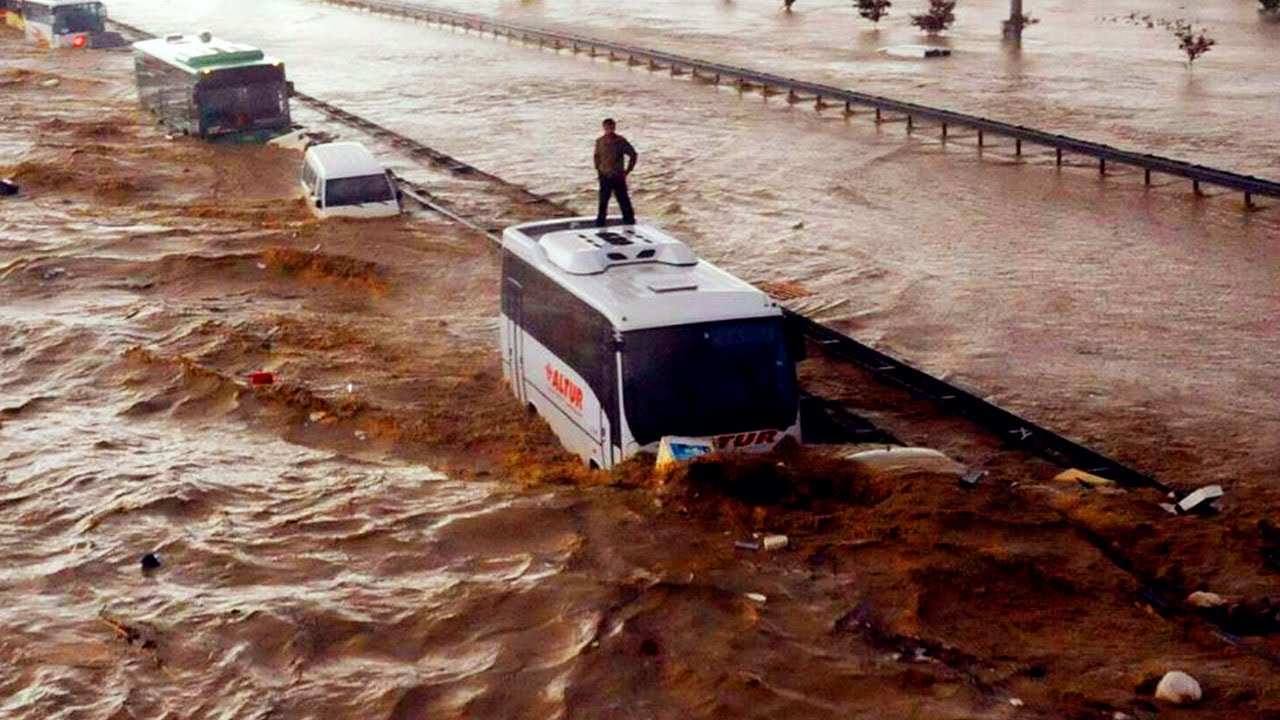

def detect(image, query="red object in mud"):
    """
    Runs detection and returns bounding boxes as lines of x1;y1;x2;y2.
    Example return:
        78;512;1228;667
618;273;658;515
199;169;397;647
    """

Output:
248;371;275;386
71;35;86;48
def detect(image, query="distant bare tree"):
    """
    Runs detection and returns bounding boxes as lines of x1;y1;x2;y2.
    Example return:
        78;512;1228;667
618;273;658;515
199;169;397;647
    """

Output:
784;0;796;9
1104;13;1218;68
1260;0;1280;12
854;0;892;24
1172;20;1216;67
911;0;957;34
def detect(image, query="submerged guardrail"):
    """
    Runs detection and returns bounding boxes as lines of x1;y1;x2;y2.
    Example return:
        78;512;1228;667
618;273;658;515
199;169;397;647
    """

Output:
326;0;1279;210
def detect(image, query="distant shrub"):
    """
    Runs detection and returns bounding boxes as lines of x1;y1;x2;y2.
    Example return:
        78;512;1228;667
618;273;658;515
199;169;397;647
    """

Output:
911;0;957;34
1172;20;1216;67
854;0;892;24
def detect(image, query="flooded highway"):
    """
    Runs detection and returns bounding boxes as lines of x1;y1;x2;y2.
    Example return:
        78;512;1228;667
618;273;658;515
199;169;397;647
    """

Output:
3;2;1280;718
107;0;1280;488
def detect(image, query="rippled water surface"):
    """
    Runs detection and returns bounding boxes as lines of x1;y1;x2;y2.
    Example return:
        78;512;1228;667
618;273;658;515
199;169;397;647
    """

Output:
107;0;1280;484
4;2;1280;717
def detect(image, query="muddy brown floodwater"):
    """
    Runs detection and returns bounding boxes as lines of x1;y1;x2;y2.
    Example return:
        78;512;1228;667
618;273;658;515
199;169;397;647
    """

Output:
2;22;1280;720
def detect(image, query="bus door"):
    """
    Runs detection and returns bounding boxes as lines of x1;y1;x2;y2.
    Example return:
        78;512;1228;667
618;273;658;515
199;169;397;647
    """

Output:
503;275;526;404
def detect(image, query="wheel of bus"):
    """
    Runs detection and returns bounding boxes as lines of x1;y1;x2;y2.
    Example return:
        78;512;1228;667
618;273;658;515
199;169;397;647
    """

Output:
526;402;537;415
588;460;600;471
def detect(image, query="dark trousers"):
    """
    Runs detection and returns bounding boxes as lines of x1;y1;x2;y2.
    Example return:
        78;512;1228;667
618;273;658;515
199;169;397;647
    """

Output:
596;174;635;225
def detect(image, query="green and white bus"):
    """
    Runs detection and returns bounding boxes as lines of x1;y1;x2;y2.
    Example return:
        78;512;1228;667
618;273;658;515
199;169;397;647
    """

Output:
12;1;119;48
132;33;292;141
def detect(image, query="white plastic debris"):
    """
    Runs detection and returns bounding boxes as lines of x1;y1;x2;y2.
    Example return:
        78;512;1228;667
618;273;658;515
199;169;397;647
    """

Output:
1176;485;1224;514
1008;697;1024;707
1154;670;1202;704
744;592;767;604
761;534;789;551
1186;591;1228;609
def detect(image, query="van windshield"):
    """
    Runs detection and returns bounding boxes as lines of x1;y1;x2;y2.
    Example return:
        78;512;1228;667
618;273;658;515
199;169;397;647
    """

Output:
52;3;105;33
621;317;797;446
324;174;395;207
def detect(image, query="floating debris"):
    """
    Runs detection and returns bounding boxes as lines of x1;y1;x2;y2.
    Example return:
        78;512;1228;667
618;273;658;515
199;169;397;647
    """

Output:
761;534;789;551
248;371;275;386
959;467;987;488
1176;484;1224;515
1186;591;1228;609
1055;468;1117;489
1154;670;1202;704
656;435;713;469
878;45;952;59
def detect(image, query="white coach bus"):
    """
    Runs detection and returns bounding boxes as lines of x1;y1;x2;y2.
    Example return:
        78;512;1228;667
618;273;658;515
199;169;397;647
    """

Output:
500;218;801;469
15;0;114;48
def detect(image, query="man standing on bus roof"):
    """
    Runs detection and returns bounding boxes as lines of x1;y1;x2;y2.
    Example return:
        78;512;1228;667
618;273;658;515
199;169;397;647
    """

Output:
594;117;638;227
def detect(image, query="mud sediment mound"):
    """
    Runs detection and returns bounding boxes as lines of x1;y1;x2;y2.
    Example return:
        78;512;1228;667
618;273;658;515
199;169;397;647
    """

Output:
39;116;137;138
5;157;157;201
261;247;388;293
658;445;894;508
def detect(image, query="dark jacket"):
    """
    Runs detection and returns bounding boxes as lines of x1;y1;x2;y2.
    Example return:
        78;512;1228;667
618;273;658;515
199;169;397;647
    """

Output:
594;133;637;178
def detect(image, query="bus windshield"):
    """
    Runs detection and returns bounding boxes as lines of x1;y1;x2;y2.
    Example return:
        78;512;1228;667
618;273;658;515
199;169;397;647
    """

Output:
621;317;797;446
51;3;105;33
325;174;394;207
197;66;288;133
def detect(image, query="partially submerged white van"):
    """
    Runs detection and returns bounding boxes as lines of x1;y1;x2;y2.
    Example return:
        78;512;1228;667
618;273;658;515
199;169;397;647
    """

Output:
301;142;400;219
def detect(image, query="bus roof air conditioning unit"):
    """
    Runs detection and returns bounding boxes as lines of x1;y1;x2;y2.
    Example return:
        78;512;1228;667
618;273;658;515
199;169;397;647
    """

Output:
540;226;697;275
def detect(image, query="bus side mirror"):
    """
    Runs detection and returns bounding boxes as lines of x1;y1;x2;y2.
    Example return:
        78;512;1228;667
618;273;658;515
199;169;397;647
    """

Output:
784;315;807;361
